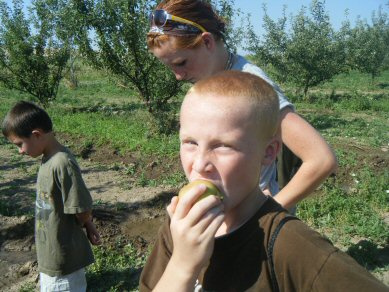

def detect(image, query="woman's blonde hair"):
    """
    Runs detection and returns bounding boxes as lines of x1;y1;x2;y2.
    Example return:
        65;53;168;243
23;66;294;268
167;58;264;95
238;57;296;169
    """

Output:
147;0;226;50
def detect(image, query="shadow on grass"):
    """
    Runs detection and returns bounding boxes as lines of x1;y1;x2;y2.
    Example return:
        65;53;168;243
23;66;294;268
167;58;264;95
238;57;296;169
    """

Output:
347;240;389;271
0;176;36;216
0;217;34;245
0;159;36;172
71;102;143;113
377;82;389;89
305;114;348;131
87;267;142;292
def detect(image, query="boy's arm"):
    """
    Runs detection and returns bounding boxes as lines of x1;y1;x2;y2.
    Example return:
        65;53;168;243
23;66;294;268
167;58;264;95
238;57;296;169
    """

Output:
76;211;101;245
274;108;337;209
140;185;224;292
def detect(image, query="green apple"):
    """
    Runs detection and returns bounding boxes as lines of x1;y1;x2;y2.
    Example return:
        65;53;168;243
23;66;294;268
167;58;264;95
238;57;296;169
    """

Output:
178;179;223;202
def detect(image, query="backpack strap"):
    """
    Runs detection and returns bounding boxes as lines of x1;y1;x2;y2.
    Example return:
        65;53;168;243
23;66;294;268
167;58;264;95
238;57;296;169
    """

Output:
268;214;299;292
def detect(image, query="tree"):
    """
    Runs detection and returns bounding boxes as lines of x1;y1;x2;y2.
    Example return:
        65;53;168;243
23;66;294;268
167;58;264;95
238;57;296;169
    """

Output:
0;0;70;106
70;0;243;133
347;7;389;82
71;0;181;114
247;0;346;99
209;0;246;53
246;4;289;83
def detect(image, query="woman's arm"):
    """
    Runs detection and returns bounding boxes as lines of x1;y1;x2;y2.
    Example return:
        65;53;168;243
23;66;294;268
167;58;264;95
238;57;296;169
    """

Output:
273;107;337;209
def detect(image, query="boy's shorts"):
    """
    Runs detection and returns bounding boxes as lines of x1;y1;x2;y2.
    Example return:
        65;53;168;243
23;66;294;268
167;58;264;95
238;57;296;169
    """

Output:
40;268;86;292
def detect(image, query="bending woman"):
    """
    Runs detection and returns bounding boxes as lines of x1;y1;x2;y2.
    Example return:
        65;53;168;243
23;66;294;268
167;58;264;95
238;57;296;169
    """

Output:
147;0;337;210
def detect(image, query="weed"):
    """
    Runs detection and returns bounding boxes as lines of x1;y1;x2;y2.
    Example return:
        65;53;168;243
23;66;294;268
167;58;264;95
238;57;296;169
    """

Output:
86;243;148;291
298;167;389;245
19;281;36;292
161;171;186;187
135;172;158;187
124;163;137;176
10;153;23;162
115;202;128;212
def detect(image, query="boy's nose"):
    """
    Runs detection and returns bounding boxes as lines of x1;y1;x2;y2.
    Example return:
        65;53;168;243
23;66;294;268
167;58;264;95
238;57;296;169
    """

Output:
174;70;186;81
193;151;213;174
18;148;25;155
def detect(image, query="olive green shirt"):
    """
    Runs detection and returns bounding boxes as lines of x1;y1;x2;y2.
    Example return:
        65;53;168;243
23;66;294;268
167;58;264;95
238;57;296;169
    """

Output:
36;148;94;276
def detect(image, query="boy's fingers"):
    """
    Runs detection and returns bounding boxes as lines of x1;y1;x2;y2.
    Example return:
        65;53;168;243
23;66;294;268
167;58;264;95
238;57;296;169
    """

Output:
203;212;224;238
94;237;102;245
95;233;101;242
192;204;224;234
185;195;223;225
167;196;179;218
91;234;102;245
174;184;206;219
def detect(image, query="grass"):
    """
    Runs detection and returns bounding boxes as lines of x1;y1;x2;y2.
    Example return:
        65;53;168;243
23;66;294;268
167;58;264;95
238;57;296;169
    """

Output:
50;107;179;156
298;168;388;243
317;70;389;92
86;242;148;292
300;110;388;147
0;66;388;289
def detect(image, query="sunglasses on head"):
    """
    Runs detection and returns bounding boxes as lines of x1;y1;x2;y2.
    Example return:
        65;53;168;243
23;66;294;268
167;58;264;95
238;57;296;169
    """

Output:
149;9;207;33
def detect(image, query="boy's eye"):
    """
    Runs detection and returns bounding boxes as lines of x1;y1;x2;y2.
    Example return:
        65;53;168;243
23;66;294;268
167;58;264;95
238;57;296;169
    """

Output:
175;60;186;67
216;143;231;148
214;143;235;152
182;140;196;145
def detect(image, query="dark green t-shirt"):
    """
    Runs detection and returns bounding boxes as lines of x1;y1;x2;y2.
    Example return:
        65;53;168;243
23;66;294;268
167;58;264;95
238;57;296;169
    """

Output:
36;148;94;276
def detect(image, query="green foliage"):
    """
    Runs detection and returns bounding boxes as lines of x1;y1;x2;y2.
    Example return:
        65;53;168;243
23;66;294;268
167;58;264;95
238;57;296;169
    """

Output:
48;106;180;156
70;0;182;133
345;7;389;81
247;0;346;98
19;281;36;292
0;0;70;106
298;167;388;244
300;108;388;147
209;0;247;53
247;4;289;82
87;243;148;291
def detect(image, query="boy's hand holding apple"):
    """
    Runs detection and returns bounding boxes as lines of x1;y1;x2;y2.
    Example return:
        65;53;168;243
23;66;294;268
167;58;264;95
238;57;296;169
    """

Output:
166;180;224;278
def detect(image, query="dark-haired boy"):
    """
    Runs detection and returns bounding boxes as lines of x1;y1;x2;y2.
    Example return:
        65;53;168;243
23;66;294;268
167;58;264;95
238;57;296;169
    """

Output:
2;101;101;291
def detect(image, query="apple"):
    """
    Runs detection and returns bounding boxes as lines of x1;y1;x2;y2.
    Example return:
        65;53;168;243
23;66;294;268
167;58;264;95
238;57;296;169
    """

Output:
178;179;223;202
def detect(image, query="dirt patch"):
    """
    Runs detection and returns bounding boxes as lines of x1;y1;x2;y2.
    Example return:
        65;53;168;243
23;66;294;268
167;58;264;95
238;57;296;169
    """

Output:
0;138;179;291
60;132;182;182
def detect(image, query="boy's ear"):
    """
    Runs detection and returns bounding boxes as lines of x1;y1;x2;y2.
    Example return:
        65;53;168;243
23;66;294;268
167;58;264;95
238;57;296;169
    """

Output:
262;138;281;166
31;129;44;138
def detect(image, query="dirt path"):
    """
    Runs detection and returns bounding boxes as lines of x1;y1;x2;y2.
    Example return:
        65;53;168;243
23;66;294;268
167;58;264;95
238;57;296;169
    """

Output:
0;145;176;291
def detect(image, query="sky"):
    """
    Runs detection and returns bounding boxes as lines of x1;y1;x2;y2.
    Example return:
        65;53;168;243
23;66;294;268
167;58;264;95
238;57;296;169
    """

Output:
234;0;388;54
4;0;389;54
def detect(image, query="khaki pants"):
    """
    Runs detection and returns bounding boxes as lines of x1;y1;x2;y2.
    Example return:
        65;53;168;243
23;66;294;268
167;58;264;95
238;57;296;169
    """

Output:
40;268;86;292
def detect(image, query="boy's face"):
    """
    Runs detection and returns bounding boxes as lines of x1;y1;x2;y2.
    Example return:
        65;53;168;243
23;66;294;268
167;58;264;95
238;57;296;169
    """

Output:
8;132;43;158
180;93;267;211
